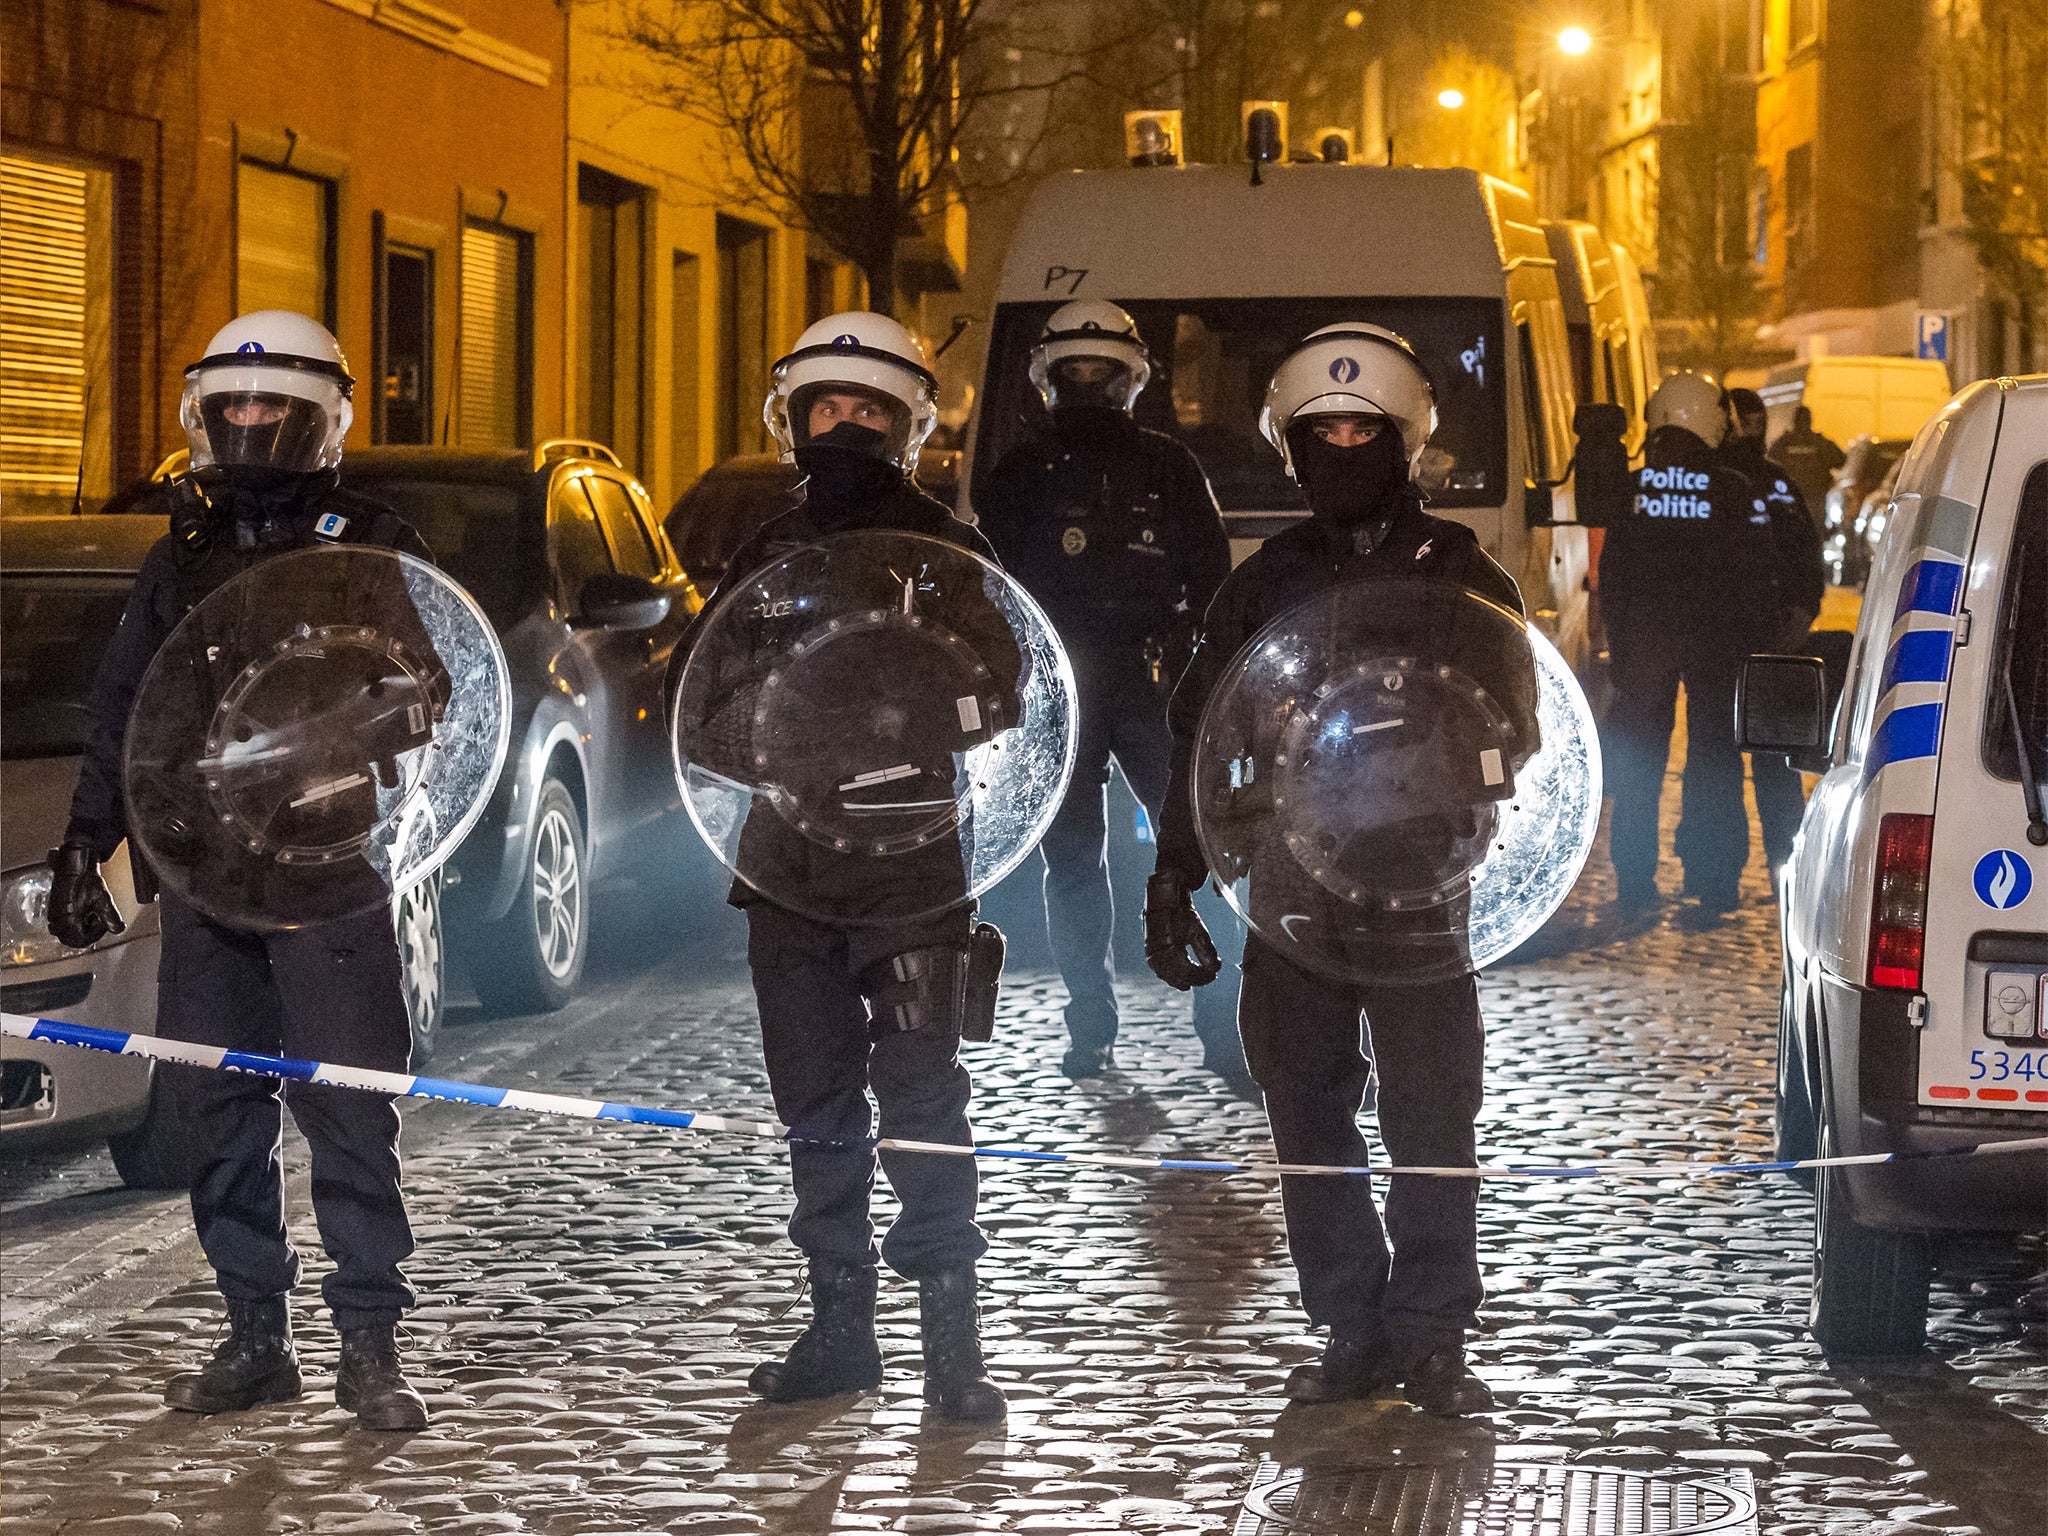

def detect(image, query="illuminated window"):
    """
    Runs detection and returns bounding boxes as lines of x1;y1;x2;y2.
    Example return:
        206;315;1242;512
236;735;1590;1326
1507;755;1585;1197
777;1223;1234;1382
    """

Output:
237;160;334;324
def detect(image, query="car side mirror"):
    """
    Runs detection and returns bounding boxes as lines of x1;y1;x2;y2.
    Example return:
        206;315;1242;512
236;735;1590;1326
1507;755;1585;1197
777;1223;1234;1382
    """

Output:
575;572;670;630
1738;653;1830;772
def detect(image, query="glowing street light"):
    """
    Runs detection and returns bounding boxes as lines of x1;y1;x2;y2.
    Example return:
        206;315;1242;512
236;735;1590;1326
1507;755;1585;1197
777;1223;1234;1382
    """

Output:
1437;88;1465;109
1344;8;1364;26
1558;25;1592;55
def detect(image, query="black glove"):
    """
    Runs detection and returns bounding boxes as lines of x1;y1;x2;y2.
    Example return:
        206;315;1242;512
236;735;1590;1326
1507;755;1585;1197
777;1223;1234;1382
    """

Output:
47;842;125;950
1144;870;1221;991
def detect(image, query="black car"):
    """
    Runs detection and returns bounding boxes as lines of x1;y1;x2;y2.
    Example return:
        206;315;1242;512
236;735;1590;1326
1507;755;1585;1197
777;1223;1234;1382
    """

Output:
338;441;704;1014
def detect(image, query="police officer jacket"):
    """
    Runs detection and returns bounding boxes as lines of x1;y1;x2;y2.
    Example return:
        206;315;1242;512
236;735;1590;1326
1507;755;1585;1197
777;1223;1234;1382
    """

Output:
979;413;1230;666
1153;497;1526;890
64;473;432;874
1722;436;1826;639
1597;430;1777;641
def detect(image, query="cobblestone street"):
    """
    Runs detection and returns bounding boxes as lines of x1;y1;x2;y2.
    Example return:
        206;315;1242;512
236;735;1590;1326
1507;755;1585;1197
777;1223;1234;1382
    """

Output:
4;842;2045;1536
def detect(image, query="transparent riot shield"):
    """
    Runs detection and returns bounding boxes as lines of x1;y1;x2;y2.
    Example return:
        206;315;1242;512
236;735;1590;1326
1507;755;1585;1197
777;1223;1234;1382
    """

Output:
125;547;511;931
1191;579;1599;986
671;531;1078;926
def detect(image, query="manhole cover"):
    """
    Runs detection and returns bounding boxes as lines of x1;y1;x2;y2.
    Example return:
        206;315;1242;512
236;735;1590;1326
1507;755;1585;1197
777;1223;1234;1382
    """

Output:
1234;1456;1758;1536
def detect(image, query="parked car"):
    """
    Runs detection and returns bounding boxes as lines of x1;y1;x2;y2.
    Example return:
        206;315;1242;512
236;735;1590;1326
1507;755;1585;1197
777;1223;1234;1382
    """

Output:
339;441;704;1013
1822;436;1909;588
0;515;441;1187
665;449;961;589
1844;456;1905;589
1739;374;2048;1355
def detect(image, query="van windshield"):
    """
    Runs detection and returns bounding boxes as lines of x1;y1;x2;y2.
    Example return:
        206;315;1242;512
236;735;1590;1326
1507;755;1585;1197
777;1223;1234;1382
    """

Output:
972;298;1506;515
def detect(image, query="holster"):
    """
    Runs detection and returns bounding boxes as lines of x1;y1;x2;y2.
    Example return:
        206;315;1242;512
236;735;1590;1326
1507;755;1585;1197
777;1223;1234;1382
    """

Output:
862;923;1006;1041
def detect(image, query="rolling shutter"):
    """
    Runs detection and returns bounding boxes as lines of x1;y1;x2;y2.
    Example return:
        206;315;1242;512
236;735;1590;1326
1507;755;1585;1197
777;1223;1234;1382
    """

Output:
236;161;330;322
460;223;524;449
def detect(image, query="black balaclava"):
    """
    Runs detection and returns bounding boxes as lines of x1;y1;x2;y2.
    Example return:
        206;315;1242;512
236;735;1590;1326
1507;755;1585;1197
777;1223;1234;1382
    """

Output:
794;418;904;524
1048;358;1135;445
1286;414;1410;547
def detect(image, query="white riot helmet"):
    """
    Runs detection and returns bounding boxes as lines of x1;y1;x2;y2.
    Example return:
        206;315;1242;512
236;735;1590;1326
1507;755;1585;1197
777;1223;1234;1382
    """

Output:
1259;323;1438;475
764;312;940;474
1027;300;1152;413
1644;369;1728;447
179;311;355;473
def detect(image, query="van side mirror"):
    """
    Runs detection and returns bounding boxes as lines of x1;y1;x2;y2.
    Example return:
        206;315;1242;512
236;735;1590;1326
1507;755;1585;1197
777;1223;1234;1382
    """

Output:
575;572;670;630
1523;478;1555;529
1738;653;1830;772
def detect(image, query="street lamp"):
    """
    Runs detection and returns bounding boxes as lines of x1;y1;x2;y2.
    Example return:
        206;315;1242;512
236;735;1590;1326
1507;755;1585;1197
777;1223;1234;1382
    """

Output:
1558;25;1592;56
1437;88;1465;109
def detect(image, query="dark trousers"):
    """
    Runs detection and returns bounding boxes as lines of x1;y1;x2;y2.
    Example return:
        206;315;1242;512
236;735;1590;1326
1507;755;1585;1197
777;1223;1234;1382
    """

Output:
1749;626;1813;870
1605;627;1752;909
1237;936;1484;1352
745;901;986;1279
1041;662;1242;1050
156;895;416;1331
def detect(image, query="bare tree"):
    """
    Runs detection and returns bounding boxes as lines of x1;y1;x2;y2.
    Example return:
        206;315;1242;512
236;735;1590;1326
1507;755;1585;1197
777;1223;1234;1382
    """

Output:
1934;0;2047;370
611;0;1106;315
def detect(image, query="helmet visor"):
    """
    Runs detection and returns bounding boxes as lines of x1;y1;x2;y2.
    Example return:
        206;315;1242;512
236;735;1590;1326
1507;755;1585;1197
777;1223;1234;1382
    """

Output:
1047;356;1136;413
790;383;912;462
193;391;336;473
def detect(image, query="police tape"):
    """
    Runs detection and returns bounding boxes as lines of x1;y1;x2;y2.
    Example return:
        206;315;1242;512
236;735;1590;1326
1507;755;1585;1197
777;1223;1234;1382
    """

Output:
8;1012;2048;1181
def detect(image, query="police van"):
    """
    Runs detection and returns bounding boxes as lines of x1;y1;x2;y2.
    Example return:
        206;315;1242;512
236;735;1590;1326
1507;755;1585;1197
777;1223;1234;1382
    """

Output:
960;165;1602;664
1543;218;1659;452
1740;375;2048;1353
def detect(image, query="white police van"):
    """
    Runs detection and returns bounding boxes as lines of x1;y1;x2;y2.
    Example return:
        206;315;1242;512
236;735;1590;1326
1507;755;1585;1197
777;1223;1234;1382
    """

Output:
1740;375;2048;1353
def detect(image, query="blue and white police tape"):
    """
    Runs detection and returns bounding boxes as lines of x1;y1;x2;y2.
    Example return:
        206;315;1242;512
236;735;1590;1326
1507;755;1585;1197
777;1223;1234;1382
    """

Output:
8;1012;2047;1180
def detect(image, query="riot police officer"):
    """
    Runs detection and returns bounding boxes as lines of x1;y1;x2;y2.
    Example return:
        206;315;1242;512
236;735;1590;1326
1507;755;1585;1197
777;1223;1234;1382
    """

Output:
681;313;1007;1423
1599;372;1778;926
978;301;1236;1081
47;312;434;1431
1721;387;1825;872
1144;324;1529;1415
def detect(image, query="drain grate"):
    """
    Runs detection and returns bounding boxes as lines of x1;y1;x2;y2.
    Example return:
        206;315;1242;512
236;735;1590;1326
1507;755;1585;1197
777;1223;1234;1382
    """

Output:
1234;1456;1758;1536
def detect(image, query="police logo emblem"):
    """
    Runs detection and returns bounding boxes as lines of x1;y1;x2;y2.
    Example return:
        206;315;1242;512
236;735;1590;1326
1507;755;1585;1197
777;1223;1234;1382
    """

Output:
314;512;349;541
1141;528;1155;543
1062;527;1087;556
1329;356;1361;384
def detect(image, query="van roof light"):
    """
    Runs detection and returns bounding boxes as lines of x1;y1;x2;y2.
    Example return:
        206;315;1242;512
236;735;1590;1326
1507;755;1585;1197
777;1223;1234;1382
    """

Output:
1124;110;1184;168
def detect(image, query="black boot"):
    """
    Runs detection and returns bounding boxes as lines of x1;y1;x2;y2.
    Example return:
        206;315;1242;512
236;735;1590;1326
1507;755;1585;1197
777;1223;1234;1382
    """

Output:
164;1297;302;1414
918;1267;1005;1422
336;1326;430;1431
1284;1330;1394;1403
1401;1342;1494;1416
1061;1041;1115;1079
748;1260;884;1403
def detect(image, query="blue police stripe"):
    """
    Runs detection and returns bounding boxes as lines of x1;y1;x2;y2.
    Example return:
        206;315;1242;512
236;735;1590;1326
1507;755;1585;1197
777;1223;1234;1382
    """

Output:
411;1077;508;1107
1892;558;1963;622
30;1018;129;1052
1876;628;1953;697
596;1103;697;1128
222;1049;319;1078
1865;701;1943;777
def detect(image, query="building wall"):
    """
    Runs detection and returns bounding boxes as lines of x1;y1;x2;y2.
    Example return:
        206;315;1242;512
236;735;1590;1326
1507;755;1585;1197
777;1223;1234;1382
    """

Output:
1;0;569;506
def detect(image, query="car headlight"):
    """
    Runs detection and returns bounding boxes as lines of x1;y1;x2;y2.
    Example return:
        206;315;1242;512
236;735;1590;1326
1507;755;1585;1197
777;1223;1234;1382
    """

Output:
2;865;77;968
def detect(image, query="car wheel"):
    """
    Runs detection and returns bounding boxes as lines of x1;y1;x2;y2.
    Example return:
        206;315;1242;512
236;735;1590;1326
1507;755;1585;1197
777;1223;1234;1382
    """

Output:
1810;1128;1931;1355
472;778;588;1015
107;1074;192;1191
397;877;445;1064
1774;984;1818;1188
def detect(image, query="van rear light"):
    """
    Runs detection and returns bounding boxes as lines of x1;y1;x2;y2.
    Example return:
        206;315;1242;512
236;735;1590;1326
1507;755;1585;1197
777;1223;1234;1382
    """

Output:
1869;813;1934;990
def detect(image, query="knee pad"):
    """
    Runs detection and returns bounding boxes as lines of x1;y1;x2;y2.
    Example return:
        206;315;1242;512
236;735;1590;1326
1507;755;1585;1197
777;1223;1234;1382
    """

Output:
862;924;1006;1040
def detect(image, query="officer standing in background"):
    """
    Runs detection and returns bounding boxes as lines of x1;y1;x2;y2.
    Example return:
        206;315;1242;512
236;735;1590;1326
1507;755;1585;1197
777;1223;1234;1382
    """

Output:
1599;372;1778;928
681;313;1008;1423
1768;403;1846;536
978;302;1239;1083
1722;387;1826;872
47;312;434;1431
1145;324;1529;1415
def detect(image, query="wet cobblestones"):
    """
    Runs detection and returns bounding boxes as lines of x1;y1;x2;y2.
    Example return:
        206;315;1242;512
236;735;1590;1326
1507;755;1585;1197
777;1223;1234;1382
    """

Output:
4;882;2044;1534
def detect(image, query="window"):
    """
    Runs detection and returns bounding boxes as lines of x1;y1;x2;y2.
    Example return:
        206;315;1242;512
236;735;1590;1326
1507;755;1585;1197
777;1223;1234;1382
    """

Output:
1517;319;1550;483
460;220;533;449
716;215;770;460
972;297;1506;514
583;475;660;579
0;152;116;508
672;251;702;485
238;160;334;324
340;474;541;625
549;474;616;608
1789;0;1817;49
806;256;835;326
2;574;134;759
1783;143;1814;274
577;165;647;472
376;235;434;445
1984;463;2048;783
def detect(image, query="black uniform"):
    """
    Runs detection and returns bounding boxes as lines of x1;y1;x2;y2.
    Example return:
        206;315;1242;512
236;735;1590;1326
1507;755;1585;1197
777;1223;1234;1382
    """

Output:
1155;496;1525;1357
63;471;431;1333
689;473;1009;1280
1721;434;1827;869
1768;420;1846;537
1598;429;1778;912
980;409;1234;1057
